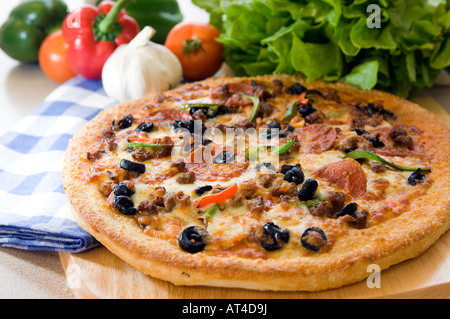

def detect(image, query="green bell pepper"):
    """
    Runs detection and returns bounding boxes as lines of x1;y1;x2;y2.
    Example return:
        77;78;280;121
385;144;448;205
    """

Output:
0;0;68;62
107;0;183;44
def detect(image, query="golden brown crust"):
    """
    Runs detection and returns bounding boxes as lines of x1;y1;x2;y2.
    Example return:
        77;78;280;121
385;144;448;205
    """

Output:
62;75;450;291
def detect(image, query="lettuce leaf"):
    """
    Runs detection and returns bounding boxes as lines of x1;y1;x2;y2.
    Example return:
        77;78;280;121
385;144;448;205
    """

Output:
343;59;379;90
193;0;450;97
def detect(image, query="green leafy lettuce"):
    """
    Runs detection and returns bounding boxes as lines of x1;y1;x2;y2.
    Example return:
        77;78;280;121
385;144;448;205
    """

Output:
193;0;450;97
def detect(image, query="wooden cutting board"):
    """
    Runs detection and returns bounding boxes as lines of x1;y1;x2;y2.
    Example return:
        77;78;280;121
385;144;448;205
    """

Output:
60;231;450;299
59;93;450;299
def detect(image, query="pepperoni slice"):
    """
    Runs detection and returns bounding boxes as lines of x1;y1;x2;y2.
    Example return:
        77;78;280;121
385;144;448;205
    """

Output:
185;146;249;182
296;124;337;153
312;158;367;198
186;161;249;182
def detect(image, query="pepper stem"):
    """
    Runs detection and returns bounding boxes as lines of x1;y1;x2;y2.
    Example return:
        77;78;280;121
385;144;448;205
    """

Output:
182;38;204;54
97;0;133;35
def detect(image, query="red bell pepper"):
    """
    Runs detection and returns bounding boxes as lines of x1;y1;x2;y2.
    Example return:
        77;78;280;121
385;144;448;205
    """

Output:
62;0;139;80
298;91;308;105
195;183;239;209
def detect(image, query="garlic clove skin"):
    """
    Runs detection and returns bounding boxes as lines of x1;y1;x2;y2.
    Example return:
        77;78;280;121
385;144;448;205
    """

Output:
102;26;183;102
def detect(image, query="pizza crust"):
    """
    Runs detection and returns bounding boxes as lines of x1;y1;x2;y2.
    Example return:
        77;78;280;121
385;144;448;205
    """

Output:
62;75;450;291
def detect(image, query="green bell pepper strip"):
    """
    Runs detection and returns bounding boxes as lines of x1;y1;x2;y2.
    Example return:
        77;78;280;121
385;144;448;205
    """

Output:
246;139;295;159
180;104;221;110
245;146;266;161
105;0;183;44
128;142;164;148
344;150;431;172
282;100;298;121
0;0;68;62
200;204;219;220
272;139;295;155
302;198;321;209
240;93;261;122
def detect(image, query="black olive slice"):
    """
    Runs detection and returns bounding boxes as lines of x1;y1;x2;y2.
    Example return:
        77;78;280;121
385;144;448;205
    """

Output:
255;162;276;172
380;108;397;120
116;115;133;130
289;82;307;95
365;135;385;148
268;121;281;129
178;226;209;253
298;103;316;118
120;159;146;174
260;222;289;251
337;202;357;217
265;222;289;243
260;237;281;251
136;121;154;133
113;195;137;215
189;106;208;116
279;164;300;174
305;89;323;98
189;105;228;118
212;151;235;164
298;179;318;201
195;185;213;195
172;120;193;133
283;166;304;185
301;227;327;252
365;103;379;117
113;182;135;197
262;122;292;140
407;168;426;186
355;103;377;117
262;128;283;140
171;120;206;134
351;128;385;148
212;105;229;117
352;128;369;136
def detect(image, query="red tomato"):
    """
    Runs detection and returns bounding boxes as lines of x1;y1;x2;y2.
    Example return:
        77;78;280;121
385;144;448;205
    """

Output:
39;30;77;83
165;22;224;81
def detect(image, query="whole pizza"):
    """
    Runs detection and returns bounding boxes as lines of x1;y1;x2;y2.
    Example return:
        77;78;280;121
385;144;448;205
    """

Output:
62;75;450;291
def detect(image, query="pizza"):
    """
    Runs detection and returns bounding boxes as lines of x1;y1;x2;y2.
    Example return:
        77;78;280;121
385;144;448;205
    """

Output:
62;75;450;291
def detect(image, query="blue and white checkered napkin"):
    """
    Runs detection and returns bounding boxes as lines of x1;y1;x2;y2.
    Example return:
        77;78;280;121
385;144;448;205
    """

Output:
0;76;119;253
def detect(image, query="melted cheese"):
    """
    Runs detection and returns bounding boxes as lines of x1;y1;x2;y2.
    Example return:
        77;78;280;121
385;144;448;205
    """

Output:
90;79;432;257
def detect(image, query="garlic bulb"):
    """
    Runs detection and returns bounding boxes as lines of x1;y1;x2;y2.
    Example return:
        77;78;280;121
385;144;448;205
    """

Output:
102;26;183;102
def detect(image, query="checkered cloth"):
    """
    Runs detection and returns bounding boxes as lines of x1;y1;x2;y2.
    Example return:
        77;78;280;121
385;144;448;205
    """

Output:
0;76;118;253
